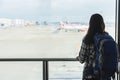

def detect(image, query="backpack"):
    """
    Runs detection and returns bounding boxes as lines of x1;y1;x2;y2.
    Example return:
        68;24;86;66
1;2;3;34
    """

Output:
93;33;118;80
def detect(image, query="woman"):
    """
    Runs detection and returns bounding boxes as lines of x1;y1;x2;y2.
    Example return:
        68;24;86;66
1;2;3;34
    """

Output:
77;13;106;80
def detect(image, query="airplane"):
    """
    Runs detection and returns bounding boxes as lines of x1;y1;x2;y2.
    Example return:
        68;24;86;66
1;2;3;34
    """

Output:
59;21;88;32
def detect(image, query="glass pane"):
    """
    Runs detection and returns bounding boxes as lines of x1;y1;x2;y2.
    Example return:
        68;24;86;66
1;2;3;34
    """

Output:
0;62;42;80
0;0;115;58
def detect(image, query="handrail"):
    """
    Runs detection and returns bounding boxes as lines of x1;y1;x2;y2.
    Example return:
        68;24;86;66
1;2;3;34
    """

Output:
0;58;78;80
0;58;77;61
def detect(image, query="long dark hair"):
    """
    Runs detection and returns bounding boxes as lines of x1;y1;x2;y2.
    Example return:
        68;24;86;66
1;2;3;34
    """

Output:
83;13;105;44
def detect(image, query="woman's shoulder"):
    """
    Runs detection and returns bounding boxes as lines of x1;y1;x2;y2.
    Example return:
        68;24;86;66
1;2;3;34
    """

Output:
83;34;94;44
82;40;94;48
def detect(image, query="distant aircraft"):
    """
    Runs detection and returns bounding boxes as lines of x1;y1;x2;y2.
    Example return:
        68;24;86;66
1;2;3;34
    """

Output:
59;21;88;32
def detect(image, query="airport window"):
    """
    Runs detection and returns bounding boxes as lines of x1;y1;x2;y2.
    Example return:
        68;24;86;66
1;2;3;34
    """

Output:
0;0;115;58
0;0;116;80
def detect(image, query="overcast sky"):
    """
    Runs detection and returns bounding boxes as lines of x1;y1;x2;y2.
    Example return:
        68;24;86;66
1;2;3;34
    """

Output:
0;0;116;22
